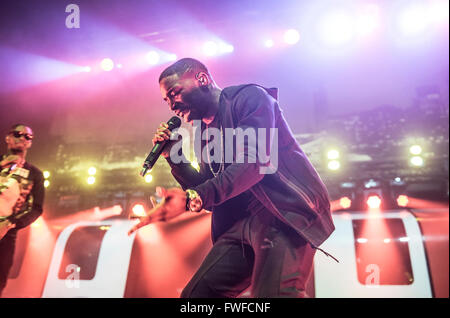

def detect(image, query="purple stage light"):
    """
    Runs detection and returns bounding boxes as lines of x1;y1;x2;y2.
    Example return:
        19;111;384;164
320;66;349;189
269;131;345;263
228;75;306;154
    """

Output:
264;39;274;48
0;47;95;93
318;10;355;47
219;43;234;53
397;4;429;37
146;51;160;65
355;4;380;37
427;0;449;25
283;29;300;45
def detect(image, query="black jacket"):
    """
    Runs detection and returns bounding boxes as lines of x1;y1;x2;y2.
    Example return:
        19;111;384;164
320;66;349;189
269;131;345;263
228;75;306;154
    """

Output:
0;156;45;236
167;84;334;247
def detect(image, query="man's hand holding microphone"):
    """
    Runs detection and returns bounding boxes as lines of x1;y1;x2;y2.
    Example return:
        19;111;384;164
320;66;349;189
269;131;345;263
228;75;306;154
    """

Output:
129;117;203;236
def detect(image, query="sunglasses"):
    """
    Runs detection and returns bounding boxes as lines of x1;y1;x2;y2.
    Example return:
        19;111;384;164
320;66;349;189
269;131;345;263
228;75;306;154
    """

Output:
10;131;34;141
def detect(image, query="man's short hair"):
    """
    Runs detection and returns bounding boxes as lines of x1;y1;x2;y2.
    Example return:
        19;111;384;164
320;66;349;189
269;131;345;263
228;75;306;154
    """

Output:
10;123;27;131
159;58;209;82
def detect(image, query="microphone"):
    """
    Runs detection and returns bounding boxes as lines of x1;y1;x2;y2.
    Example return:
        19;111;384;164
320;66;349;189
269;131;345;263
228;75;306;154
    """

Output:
140;116;182;177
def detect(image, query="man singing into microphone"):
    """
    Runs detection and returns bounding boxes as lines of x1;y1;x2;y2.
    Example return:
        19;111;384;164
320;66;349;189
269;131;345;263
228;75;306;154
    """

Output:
130;58;335;297
0;124;45;297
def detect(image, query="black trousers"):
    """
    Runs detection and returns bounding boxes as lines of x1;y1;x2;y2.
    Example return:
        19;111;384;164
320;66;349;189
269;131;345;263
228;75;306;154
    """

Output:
0;233;16;297
181;208;316;298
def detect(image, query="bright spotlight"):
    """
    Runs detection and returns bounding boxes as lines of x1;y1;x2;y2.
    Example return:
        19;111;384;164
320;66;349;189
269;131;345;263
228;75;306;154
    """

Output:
427;1;449;24
144;174;153;183
203;41;219;56
44;180;50;188
88;167;97;175
112;205;123;215
283;29;300;45
146;51;160;65
43;171;50;179
327;149;340;160
398;5;429;36
318;11;354;46
356;4;380;36
367;195;382;209
264;39;274;48
168;54;177;61
219;43;234;53
410;156;424;167
132;204;147;217
100;58;114;71
328;160;341;171
339;196;352;209
87;176;96;185
397;195;409;207
82;66;91;73
409;145;422;155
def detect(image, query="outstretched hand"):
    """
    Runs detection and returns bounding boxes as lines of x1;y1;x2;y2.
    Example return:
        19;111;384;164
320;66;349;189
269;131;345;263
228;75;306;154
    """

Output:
128;187;187;236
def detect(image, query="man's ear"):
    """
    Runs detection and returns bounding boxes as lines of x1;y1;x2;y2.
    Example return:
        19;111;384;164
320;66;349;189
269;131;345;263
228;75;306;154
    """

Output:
195;72;209;86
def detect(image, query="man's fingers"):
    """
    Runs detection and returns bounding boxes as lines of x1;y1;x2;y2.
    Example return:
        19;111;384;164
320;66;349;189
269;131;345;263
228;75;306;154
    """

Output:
149;196;157;208
156;186;167;198
158;131;170;140
152;123;171;145
127;217;151;236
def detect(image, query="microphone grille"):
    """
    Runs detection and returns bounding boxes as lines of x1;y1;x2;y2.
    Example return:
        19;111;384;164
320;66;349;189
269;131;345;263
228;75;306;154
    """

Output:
167;116;182;130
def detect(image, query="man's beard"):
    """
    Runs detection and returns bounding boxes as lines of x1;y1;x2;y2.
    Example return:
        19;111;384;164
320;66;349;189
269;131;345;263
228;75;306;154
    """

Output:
10;148;24;155
183;86;214;120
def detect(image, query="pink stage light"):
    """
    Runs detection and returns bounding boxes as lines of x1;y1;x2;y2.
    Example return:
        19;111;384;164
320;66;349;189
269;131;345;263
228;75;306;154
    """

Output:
202;41;219;56
397;195;409;207
340;196;352;209
202;40;234;56
367;195;382;210
100;58;114;71
146;51;160;65
168;54;177;61
112;205;123;215
132;204;146;217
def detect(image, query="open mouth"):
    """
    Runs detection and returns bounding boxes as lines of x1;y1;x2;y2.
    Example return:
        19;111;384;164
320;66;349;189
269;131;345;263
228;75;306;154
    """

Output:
175;109;190;121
